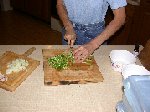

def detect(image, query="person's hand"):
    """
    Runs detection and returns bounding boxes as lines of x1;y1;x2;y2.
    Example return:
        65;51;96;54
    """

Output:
73;42;98;63
64;26;76;47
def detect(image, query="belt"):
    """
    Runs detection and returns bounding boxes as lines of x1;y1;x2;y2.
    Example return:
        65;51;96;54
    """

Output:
72;21;105;31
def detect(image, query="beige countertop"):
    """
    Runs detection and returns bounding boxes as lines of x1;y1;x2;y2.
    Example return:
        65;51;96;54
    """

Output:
0;45;141;112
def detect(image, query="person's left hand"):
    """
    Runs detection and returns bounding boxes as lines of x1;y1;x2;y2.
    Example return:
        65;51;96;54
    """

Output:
73;42;98;63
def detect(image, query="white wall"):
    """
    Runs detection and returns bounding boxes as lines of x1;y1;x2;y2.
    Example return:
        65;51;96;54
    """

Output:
51;17;62;32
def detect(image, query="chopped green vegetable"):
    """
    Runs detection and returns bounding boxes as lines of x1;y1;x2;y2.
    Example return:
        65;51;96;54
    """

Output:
48;51;74;71
82;55;94;65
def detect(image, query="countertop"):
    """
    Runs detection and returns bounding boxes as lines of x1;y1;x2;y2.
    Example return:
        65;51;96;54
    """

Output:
0;45;141;112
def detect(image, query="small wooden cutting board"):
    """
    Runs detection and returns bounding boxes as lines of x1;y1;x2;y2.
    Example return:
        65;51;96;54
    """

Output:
0;47;40;92
43;49;104;86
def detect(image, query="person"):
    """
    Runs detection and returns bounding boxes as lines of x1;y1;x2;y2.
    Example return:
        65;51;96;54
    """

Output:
57;0;127;63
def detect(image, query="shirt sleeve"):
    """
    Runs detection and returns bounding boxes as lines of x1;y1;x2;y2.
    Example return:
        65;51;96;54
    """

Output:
107;0;127;9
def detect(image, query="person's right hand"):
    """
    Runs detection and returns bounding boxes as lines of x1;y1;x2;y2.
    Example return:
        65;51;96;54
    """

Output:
64;26;76;47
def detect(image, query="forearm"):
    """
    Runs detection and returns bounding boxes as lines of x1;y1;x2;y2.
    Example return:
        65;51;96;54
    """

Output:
90;7;126;48
92;18;125;47
56;0;73;30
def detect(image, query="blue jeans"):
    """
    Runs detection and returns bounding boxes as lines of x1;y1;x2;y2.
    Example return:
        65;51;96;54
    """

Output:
62;21;106;45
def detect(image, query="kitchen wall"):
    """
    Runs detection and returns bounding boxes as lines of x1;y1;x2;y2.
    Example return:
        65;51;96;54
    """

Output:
51;17;62;32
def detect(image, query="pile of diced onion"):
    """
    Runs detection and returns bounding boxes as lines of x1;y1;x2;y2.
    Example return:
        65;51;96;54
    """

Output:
6;58;29;74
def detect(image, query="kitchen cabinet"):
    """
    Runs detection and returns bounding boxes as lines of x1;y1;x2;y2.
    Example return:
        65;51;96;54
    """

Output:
128;1;150;46
41;0;51;22
10;0;51;23
51;0;59;19
137;8;150;46
25;0;42;18
107;3;150;46
10;0;25;11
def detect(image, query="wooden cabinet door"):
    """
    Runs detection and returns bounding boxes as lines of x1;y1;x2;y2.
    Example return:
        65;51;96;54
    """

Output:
137;8;150;46
41;0;51;22
127;7;141;45
10;0;25;11
129;7;150;46
25;0;42;17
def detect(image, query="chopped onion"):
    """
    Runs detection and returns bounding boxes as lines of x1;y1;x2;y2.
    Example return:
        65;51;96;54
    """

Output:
6;59;29;74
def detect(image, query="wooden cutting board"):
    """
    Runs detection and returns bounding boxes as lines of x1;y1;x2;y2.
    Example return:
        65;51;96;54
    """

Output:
0;47;40;92
43;49;104;86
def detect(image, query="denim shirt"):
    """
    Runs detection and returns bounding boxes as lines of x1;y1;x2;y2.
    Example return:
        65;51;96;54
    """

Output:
63;0;127;24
